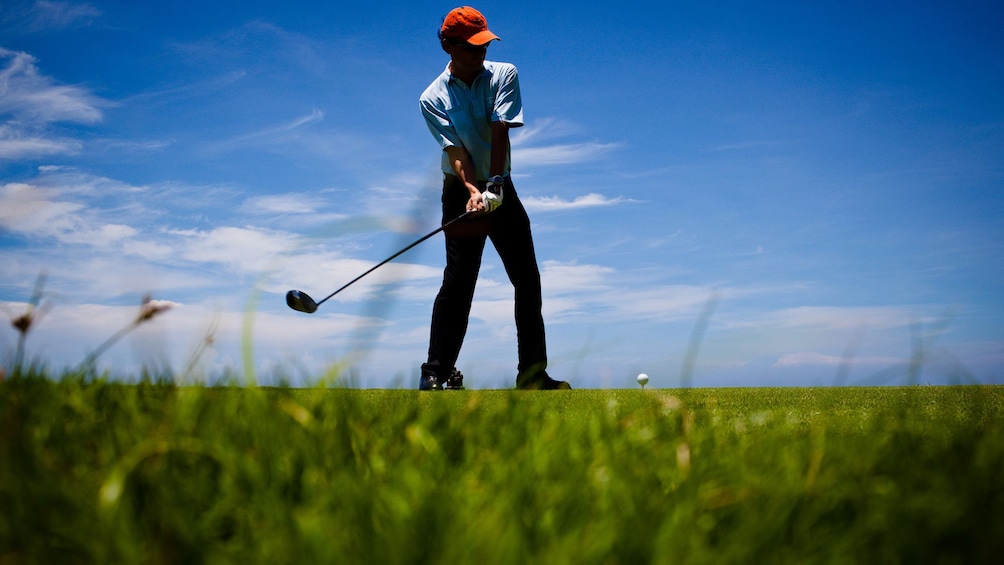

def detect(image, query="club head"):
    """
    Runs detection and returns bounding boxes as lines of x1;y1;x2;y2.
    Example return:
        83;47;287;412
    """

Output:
286;290;318;313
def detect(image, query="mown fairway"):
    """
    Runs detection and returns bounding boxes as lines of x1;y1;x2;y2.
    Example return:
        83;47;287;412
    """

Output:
2;377;1002;564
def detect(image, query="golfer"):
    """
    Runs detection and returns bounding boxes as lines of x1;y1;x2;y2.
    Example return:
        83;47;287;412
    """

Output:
418;6;569;391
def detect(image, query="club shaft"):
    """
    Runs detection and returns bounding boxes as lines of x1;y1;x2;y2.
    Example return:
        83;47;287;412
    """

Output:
314;211;473;307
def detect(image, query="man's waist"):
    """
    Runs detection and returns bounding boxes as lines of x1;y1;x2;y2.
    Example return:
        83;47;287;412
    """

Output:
444;173;509;188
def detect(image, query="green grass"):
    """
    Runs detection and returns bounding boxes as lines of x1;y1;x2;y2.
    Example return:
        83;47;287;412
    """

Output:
2;375;1002;564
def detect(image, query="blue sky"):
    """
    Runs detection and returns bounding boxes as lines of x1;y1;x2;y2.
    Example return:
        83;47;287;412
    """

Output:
1;0;1002;388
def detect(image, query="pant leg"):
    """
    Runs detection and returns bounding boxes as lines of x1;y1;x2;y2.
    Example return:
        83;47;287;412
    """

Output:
426;176;487;372
487;178;548;385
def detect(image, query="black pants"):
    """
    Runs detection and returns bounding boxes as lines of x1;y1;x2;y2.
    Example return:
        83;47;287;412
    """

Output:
426;174;547;386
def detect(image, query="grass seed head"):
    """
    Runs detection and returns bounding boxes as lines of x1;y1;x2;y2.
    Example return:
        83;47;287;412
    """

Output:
136;294;172;324
12;311;33;335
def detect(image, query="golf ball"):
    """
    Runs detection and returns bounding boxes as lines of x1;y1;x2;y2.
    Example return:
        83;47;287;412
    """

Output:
637;373;649;386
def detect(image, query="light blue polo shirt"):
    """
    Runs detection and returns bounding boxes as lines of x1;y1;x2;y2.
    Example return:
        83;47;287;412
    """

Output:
420;60;524;181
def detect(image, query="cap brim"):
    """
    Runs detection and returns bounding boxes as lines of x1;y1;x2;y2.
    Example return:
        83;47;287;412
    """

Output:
467;30;500;45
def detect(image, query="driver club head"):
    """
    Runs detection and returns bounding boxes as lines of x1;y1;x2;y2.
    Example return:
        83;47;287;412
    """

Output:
286;290;318;313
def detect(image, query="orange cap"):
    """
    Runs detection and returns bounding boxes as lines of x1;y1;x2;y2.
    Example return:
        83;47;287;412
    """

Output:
440;6;500;45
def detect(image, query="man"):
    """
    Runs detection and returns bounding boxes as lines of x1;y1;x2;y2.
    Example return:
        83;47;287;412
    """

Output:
418;6;570;391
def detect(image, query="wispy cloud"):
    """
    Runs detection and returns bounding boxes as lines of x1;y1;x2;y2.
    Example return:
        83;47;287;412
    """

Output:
540;260;614;291
0;47;106;159
244;193;319;215
0;181;90;238
0;48;105;124
211;109;324;151
527;260;722;325
510;117;622;167
512;143;621;167
23;1;102;32
605;285;724;323
710;139;787;152
523;193;629;212
0;126;81;158
0;180;142;249
92;138;175;156
119;71;248;108
771;352;901;368
170;226;297;275
510;118;584;145
0;170;311;306
749;306;920;332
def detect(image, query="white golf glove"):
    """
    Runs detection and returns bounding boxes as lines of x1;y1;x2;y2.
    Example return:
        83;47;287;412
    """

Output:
482;175;504;213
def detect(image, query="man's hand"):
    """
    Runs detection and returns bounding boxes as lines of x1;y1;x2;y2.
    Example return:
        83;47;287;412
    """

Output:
482;175;504;213
482;190;502;213
466;191;483;213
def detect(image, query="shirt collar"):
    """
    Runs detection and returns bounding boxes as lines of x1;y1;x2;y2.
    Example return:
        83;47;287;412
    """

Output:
445;62;492;84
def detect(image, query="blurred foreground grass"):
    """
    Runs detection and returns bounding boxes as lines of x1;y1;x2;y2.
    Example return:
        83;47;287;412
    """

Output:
2;374;1002;564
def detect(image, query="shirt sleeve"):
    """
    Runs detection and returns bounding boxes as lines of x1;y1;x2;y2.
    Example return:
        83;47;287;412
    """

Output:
492;64;524;128
420;95;463;149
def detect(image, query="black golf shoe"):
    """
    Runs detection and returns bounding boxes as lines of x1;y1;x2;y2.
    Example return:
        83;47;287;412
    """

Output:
516;371;571;390
419;366;466;391
419;364;443;391
444;369;465;390
418;374;442;391
540;377;572;390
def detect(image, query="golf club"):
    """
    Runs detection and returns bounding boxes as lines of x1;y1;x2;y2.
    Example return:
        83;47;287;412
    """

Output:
286;210;474;313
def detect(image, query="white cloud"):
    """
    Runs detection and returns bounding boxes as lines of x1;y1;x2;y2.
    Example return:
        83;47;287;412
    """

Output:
0;126;81;158
30;167;146;196
509;117;621;167
212;109;324;151
173;226;298;274
510;118;584;145
0;47;106;159
241;192;360;226
523;193;628;212
512;142;620;167
541;260;614;291
72;223;138;246
771;352;901;368
607;285;721;323
0;180;141;247
245;194;318;214
120;239;176;261
0;48;104;124
23;1;102;32
0;182;84;236
47;255;221;301
540;259;722;324
741;306;919;332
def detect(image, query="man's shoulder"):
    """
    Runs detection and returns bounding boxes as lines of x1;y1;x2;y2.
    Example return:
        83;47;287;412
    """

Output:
484;60;517;76
483;61;519;89
420;65;452;103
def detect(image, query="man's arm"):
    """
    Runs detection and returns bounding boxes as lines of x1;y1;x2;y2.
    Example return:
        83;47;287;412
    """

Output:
489;120;510;178
444;121;510;213
445;145;484;213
